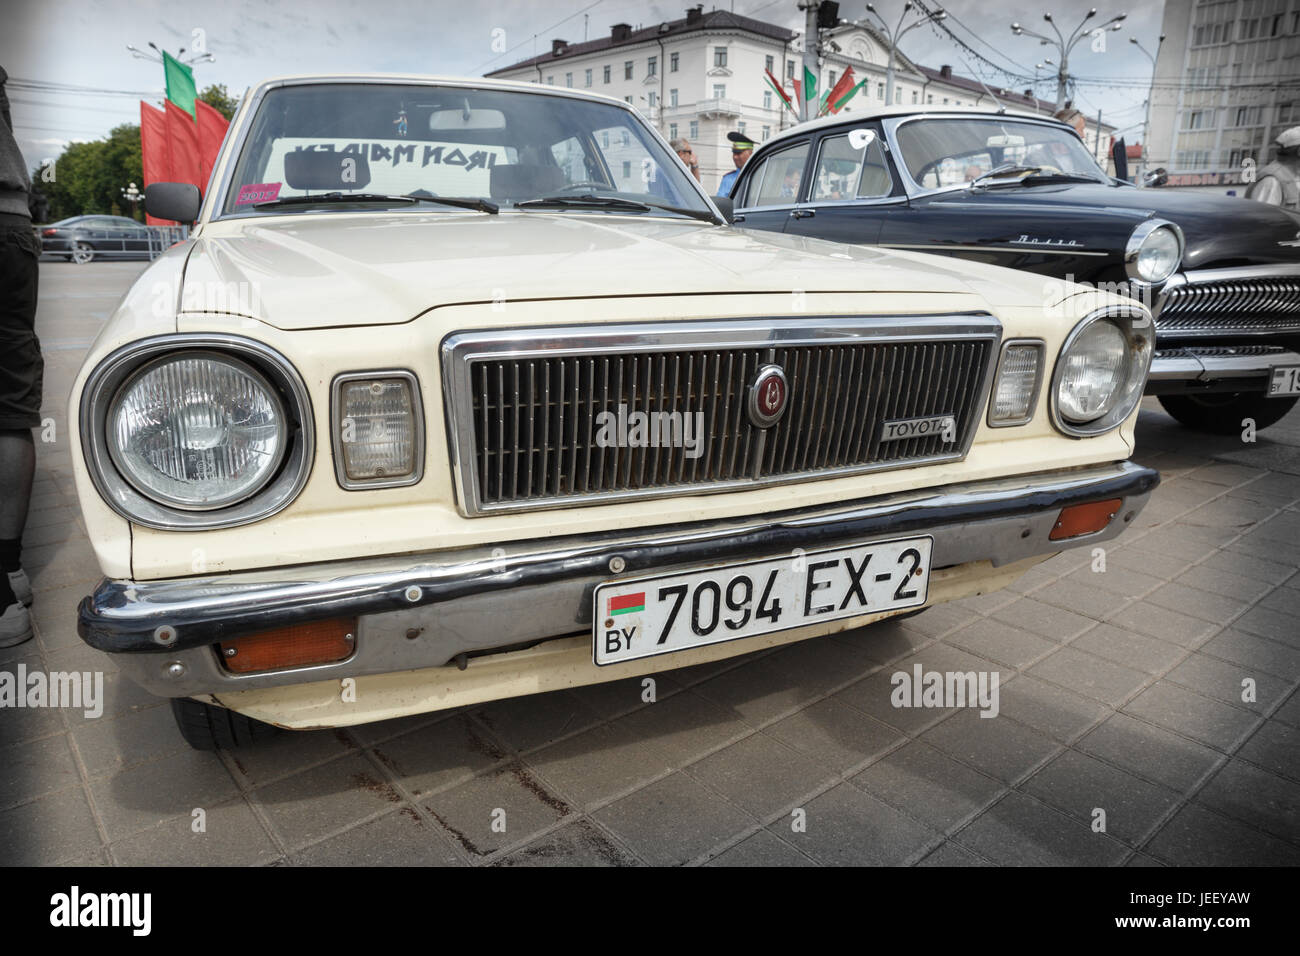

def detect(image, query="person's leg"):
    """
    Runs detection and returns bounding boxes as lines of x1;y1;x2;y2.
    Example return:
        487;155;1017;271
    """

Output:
0;429;35;535
0;224;42;643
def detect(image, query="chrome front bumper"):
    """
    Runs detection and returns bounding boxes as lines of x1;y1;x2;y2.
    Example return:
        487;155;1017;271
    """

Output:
79;461;1158;698
1147;347;1300;389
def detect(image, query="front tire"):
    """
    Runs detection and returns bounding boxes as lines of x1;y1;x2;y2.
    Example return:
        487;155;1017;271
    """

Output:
169;697;282;750
1158;392;1299;435
71;242;94;264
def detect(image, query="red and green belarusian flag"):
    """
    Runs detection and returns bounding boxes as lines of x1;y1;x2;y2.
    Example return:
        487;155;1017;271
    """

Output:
825;67;862;114
608;592;646;616
763;68;797;117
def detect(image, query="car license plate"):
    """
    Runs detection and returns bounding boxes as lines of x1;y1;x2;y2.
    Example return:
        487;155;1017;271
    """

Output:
1269;365;1300;397
593;536;932;666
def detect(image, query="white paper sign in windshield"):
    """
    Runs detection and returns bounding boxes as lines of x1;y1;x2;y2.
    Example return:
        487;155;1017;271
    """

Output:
263;137;514;197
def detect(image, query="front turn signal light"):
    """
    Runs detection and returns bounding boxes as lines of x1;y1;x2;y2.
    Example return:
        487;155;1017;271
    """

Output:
219;617;357;674
1049;498;1123;540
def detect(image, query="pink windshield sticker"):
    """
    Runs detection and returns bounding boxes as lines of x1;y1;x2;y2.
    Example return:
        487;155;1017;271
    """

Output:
237;182;282;205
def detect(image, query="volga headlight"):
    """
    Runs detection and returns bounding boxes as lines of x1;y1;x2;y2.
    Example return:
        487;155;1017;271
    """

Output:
1051;309;1153;436
1126;220;1183;284
107;352;287;509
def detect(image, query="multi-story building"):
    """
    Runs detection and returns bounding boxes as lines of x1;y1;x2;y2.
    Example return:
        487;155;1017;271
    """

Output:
487;6;1115;194
1147;0;1300;194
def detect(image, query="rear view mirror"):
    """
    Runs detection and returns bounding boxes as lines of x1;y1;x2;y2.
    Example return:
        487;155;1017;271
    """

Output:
143;183;201;223
284;150;372;190
712;195;735;223
429;107;507;131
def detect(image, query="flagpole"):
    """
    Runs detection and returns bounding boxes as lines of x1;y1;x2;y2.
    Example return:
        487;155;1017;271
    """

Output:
800;1;820;123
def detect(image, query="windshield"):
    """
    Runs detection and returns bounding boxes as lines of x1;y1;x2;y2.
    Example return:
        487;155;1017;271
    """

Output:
894;118;1109;189
219;82;710;218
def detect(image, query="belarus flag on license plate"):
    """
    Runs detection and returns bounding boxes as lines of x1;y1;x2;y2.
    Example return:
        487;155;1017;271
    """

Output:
608;592;646;616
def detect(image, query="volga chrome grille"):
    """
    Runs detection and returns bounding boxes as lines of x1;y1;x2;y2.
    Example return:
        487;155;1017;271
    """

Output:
442;316;1000;515
1157;273;1300;336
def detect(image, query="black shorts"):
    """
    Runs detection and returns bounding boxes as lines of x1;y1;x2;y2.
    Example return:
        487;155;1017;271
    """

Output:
0;224;42;430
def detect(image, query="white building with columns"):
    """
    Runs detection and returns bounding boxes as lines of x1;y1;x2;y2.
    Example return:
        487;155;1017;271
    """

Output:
487;5;1115;193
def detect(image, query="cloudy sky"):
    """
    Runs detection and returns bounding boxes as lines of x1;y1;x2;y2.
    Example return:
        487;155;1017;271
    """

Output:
2;0;1168;168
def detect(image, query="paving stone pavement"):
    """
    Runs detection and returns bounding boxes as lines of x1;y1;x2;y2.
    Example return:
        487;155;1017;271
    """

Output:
2;261;1297;866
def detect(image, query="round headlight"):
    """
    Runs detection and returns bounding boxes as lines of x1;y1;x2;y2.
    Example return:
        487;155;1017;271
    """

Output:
1057;320;1128;423
107;352;287;509
1051;309;1153;436
1126;220;1182;284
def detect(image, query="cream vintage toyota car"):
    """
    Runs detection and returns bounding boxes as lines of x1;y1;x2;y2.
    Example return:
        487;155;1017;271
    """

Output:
71;75;1159;749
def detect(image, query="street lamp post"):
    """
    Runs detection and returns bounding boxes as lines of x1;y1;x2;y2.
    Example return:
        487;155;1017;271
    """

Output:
1130;34;1165;178
862;2;948;107
1011;8;1126;111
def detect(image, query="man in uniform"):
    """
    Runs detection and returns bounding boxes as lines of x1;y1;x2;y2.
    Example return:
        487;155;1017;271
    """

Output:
717;131;754;197
1246;126;1300;210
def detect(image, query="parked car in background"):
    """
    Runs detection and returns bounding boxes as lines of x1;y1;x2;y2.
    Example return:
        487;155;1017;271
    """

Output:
39;214;154;263
729;107;1300;434
71;75;1158;749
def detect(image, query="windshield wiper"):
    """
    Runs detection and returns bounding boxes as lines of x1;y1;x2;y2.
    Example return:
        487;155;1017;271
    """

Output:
515;193;717;223
1020;172;1107;185
970;164;1042;188
516;194;654;212
253;192;498;214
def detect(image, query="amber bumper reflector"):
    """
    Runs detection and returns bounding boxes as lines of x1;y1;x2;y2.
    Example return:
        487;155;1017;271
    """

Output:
1049;498;1123;541
219;618;357;674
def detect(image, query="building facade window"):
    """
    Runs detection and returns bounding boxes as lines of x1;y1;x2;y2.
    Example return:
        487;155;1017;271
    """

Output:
565;73;573;88
765;55;774;74
828;71;837;89
669;123;678;140
738;120;746;135
689;120;698;139
877;82;884;99
623;161;631;178
713;84;726;99
603;65;611;83
648;56;657;76
714;46;728;67
762;125;771;140
912;90;918;103
647;92;656;107
584;68;592;87
670;52;679;72
763;90;772;109
624;60;633;80
787;60;795;79
546;75;554;85
670;88;679;106
624;95;633;105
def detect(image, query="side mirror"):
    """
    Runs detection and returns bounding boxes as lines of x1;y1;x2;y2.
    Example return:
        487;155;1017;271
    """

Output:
1111;138;1129;183
712;195;735;223
143;183;201;223
1143;167;1168;188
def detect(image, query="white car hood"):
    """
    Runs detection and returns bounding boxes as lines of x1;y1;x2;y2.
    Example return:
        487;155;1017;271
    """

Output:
181;211;1049;330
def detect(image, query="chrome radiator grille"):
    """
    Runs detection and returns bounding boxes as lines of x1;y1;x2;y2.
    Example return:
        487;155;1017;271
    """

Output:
1157;273;1300;336
442;316;1000;515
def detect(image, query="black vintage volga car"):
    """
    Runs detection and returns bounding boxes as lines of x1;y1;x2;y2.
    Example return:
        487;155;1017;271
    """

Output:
728;107;1300;434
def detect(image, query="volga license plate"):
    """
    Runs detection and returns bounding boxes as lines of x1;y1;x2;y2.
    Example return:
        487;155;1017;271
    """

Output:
1269;365;1300;397
593;536;932;666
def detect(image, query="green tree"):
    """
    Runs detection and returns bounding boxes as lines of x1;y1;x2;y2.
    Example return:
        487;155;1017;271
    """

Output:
36;123;144;221
197;83;238;121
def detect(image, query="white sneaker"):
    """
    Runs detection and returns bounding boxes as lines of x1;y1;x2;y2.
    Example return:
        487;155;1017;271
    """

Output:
0;602;33;648
8;569;32;607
